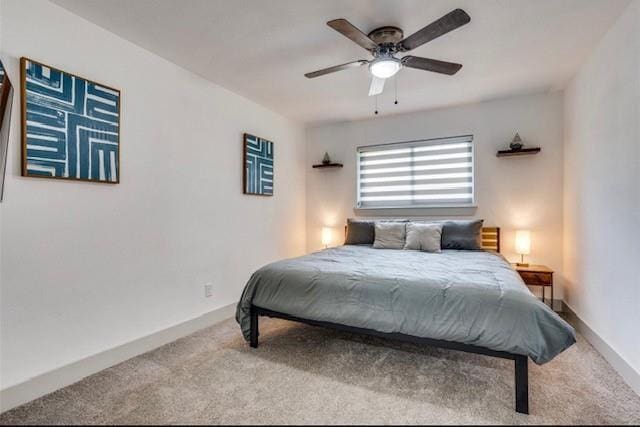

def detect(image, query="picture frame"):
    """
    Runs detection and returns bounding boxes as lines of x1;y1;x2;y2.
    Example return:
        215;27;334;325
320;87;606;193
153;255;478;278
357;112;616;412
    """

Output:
0;59;14;201
20;57;121;183
243;133;273;196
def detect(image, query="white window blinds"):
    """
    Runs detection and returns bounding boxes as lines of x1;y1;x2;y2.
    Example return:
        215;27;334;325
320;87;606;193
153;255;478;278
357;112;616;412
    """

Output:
357;135;474;209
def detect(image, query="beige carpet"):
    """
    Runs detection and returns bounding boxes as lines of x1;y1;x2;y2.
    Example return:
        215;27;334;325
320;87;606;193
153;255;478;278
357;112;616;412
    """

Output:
1;315;639;425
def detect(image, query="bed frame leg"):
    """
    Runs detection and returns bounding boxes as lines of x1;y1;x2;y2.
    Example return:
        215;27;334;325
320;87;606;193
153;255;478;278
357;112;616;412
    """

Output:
515;355;529;414
250;308;259;349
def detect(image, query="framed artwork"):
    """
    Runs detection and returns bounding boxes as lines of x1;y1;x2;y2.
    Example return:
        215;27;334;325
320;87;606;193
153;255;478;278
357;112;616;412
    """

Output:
243;133;273;196
0;59;15;201
21;57;121;183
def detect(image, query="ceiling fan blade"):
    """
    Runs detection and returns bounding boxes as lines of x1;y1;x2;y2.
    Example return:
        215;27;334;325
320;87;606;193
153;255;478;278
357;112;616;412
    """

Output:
401;56;462;75
399;9;471;51
327;19;379;52
368;76;385;96
304;60;368;79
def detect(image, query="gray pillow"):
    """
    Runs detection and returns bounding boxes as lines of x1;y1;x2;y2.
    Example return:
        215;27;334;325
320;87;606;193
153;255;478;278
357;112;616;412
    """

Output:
344;218;408;245
441;219;483;250
373;222;406;249
404;223;442;252
344;219;375;245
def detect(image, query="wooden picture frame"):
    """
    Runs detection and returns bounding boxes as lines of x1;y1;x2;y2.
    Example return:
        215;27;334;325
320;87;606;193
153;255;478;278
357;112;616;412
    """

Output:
0;59;14;201
242;133;273;196
20;57;121;183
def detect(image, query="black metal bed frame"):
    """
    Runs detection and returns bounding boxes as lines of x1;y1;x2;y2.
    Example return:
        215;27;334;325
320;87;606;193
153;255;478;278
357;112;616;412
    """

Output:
249;305;529;414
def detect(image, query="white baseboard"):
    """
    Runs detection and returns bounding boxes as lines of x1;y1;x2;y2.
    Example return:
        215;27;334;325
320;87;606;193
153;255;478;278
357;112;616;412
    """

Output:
562;302;640;396
0;302;237;413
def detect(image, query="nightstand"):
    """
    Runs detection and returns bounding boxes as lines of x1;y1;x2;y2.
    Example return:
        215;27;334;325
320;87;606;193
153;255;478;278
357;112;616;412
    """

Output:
514;264;554;310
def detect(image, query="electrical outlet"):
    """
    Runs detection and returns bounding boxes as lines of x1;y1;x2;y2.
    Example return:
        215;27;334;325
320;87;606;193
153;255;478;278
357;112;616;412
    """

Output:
204;283;213;298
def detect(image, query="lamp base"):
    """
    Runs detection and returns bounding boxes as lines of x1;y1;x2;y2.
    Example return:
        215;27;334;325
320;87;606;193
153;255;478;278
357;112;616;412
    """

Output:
516;254;529;267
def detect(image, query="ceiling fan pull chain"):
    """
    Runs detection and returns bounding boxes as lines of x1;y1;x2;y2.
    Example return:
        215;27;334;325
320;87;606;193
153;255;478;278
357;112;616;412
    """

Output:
394;75;398;105
375;95;379;115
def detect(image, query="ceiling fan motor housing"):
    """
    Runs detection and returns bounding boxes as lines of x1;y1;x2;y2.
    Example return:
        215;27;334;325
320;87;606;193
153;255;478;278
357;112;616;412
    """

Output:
367;26;404;45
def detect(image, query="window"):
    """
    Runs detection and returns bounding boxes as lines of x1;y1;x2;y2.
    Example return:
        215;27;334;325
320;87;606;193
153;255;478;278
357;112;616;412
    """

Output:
356;135;474;209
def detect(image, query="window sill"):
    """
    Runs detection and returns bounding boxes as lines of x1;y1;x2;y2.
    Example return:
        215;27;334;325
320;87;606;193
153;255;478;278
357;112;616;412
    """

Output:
353;205;478;217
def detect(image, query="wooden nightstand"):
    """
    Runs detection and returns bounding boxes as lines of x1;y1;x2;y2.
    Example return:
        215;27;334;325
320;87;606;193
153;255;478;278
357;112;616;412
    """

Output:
514;264;554;310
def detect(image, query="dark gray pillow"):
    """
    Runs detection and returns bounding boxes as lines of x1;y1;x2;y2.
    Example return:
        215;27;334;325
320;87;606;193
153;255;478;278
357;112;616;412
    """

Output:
441;219;484;250
344;219;375;245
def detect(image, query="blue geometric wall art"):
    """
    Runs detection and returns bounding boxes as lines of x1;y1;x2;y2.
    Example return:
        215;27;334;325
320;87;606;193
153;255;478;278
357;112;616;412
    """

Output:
21;57;121;183
243;133;273;196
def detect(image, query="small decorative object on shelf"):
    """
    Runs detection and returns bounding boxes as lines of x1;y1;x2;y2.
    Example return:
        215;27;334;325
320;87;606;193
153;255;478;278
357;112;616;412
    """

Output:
510;133;524;151
313;152;343;169
496;133;541;157
322;152;331;165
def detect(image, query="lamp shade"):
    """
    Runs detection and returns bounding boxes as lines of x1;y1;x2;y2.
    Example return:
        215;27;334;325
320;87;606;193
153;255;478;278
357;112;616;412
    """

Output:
515;230;531;255
321;227;333;247
369;58;401;79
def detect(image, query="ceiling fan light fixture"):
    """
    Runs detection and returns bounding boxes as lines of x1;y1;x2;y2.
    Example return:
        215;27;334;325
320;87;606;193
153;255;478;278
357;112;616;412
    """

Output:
369;58;401;79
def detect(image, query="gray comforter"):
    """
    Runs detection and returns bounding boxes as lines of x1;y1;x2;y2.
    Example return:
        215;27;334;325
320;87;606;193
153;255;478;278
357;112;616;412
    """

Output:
236;245;575;364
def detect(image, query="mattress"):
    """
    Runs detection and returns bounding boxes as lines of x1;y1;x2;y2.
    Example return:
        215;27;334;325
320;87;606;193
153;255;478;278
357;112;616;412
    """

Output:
236;245;575;364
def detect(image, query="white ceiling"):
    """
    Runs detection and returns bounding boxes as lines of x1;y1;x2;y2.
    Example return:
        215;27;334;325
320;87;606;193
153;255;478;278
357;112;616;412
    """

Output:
52;0;629;125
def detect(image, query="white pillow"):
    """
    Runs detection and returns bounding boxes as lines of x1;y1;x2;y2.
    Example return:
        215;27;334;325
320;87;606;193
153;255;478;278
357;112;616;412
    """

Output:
373;222;406;249
404;223;443;253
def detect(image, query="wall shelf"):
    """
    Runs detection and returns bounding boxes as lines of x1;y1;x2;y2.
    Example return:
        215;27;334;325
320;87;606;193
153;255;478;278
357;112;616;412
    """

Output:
312;163;343;169
496;147;541;157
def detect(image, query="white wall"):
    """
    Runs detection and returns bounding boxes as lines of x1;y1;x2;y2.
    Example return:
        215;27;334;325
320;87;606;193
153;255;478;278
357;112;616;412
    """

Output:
563;0;639;386
306;92;565;298
0;0;306;391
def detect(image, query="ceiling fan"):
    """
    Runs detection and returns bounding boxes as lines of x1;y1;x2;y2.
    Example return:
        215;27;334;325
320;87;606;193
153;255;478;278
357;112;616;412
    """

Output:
304;9;471;96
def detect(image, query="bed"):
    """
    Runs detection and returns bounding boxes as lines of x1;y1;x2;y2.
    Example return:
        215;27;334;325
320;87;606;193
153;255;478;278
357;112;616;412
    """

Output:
236;227;576;414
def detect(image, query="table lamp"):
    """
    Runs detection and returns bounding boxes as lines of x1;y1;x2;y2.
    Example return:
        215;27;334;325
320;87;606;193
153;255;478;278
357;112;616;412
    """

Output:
321;227;333;249
515;230;531;267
